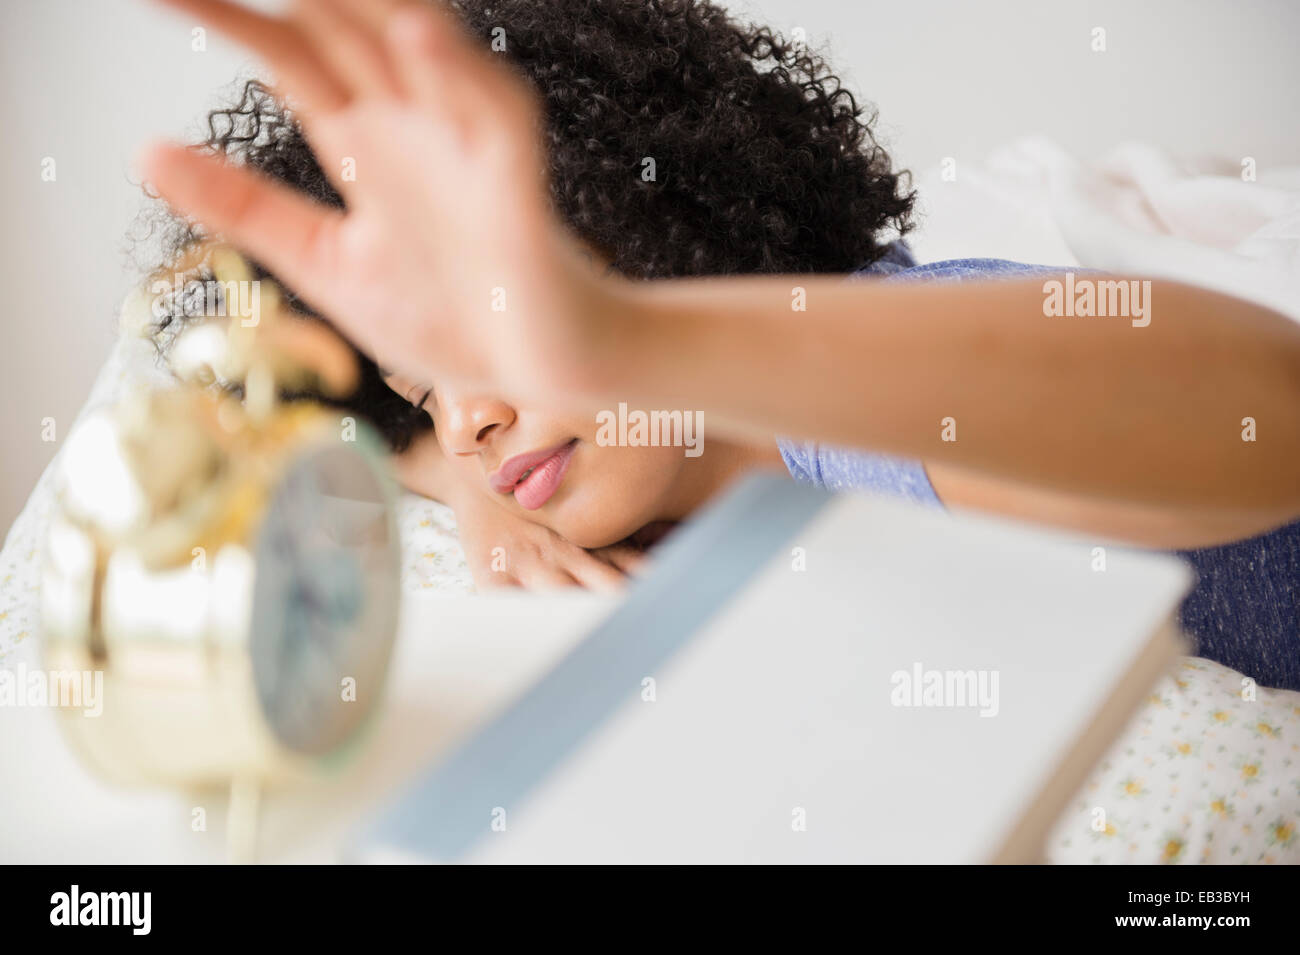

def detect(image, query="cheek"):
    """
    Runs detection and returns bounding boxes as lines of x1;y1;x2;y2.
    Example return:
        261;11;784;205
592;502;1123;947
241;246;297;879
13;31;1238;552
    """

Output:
552;444;682;547
445;444;477;483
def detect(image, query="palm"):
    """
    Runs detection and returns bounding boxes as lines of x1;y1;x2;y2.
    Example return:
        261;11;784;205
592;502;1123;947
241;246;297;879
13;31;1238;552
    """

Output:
310;100;561;387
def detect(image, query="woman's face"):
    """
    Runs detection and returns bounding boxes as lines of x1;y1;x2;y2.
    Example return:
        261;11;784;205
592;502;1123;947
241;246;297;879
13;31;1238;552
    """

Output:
398;377;692;549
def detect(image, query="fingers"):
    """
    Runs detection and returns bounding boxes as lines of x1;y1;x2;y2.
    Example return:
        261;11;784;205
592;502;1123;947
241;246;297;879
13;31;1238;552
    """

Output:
595;546;649;577
315;0;414;40
386;2;538;146
563;552;628;592
158;0;488;116
469;542;626;593
155;0;539;177
155;0;348;112
295;0;401;99
140;143;344;306
385;3;464;109
517;566;581;592
473;570;521;591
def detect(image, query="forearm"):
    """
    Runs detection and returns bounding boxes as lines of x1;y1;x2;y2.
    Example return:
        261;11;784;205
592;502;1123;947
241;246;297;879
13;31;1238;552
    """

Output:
607;274;1300;519
925;460;1289;549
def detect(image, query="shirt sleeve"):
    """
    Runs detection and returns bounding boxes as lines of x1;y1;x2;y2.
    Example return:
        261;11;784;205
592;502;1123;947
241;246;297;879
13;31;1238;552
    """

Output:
776;437;943;508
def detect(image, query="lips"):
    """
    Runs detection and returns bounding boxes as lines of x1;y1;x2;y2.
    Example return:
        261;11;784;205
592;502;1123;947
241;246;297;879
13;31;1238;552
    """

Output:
490;439;578;510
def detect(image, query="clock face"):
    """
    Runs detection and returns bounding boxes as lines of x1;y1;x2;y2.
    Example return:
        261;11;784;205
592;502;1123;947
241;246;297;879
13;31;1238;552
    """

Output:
249;439;400;756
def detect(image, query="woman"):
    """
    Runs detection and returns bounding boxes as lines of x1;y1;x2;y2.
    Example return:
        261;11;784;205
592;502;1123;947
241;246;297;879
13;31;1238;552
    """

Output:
144;0;1300;687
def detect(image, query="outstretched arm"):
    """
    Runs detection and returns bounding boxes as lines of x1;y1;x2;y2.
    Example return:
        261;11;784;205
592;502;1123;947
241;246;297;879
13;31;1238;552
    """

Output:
144;0;1300;539
607;273;1300;528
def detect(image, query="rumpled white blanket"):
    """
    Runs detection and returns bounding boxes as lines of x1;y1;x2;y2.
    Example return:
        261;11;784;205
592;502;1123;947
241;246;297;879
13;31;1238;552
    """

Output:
908;136;1300;322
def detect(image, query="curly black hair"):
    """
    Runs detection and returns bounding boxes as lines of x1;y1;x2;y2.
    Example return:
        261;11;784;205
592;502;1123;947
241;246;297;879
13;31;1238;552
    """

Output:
146;0;915;450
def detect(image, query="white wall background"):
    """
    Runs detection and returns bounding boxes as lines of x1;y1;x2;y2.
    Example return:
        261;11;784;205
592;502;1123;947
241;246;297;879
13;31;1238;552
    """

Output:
3;0;1298;533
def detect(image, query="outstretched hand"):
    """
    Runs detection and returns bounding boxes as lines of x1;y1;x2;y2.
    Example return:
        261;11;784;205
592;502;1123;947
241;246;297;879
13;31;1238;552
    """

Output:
145;0;617;404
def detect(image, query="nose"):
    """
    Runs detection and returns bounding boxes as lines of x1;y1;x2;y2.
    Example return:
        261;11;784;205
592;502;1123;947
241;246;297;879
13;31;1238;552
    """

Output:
435;385;517;455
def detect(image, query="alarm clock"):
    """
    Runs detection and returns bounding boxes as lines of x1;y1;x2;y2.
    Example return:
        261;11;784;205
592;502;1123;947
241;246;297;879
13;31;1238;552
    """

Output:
41;244;401;800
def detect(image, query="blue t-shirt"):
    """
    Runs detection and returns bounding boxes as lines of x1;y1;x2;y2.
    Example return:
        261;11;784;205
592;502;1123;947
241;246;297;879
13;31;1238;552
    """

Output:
778;243;1300;691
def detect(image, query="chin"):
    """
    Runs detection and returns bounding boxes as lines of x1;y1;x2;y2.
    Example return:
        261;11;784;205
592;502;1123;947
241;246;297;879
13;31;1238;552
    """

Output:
546;494;652;550
550;515;637;551
541;445;682;549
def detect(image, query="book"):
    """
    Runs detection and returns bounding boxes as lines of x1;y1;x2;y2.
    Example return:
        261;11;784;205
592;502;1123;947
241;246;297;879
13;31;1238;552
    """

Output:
358;474;1191;863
